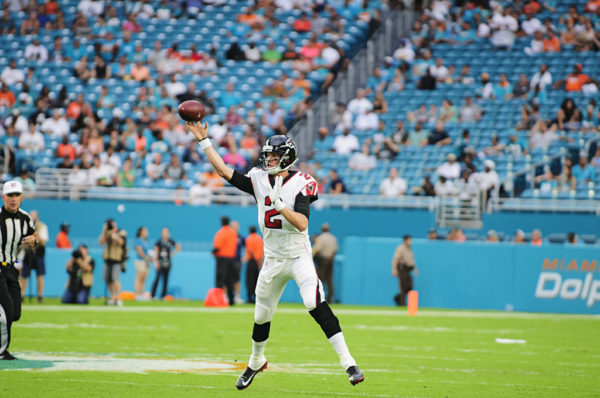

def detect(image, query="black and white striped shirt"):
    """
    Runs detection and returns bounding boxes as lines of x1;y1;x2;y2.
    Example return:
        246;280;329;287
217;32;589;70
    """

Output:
0;206;35;263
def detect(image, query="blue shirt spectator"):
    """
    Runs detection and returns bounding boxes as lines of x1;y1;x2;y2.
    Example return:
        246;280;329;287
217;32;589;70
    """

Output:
220;82;243;108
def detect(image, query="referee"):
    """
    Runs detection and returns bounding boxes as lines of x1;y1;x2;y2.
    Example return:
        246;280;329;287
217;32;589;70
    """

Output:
0;181;38;360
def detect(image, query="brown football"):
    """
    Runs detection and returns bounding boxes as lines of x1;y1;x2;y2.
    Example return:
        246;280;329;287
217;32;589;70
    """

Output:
178;100;206;122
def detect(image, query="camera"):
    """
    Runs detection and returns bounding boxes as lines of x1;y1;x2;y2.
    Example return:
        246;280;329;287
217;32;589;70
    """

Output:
106;218;115;231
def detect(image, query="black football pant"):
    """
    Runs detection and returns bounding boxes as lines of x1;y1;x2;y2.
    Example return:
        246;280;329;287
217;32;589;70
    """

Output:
0;264;22;355
151;266;171;299
245;259;259;303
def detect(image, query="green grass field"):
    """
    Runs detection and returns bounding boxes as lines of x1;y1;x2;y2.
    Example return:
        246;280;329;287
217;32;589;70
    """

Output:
1;299;599;397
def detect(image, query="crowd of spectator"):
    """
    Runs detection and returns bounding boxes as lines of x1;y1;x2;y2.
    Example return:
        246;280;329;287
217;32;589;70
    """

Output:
0;0;381;196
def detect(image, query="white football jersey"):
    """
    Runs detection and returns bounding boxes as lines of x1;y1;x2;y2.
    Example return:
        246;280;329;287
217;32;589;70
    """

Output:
247;168;318;259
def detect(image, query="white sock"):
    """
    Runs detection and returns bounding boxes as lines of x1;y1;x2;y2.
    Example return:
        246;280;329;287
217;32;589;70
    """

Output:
328;332;356;370
248;339;267;370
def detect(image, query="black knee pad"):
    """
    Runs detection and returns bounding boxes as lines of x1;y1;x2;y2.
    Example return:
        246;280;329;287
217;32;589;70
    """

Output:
309;302;341;339
252;321;271;342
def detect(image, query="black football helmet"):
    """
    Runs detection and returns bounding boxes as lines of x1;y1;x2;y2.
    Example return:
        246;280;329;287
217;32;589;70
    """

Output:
260;135;298;175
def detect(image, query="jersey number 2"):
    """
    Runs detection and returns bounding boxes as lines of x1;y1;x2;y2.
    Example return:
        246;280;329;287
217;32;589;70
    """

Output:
264;197;282;229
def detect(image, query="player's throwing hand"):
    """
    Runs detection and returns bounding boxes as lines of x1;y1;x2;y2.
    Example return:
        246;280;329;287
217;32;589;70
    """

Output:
185;121;209;141
268;176;285;211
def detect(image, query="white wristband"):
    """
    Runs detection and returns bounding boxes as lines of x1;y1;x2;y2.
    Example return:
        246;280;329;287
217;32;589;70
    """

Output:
199;138;212;150
273;199;285;212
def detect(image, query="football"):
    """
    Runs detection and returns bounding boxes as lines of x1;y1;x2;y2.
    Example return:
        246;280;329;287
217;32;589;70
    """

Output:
178;100;206;122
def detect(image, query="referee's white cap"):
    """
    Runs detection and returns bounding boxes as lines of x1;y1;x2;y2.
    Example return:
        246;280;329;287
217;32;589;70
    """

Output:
2;180;23;195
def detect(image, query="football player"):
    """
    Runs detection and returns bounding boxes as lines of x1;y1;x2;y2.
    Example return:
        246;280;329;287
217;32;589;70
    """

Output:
186;121;364;389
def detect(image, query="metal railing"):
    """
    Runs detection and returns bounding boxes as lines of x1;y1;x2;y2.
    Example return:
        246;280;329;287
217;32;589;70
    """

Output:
289;9;415;158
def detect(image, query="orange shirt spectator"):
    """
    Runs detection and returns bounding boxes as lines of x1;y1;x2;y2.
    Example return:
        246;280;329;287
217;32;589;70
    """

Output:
46;1;60;14
56;224;71;249
293;14;311;32
56;141;76;160
245;230;263;262
585;0;600;13
134;134;147;151
294;78;312;97
0;87;16;107
543;35;561;52
66;101;82;119
523;1;541;14
202;170;225;188
213;223;237;258
565;72;590;91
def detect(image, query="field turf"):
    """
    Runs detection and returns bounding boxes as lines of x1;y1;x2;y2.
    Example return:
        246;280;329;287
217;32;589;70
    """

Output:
1;299;599;397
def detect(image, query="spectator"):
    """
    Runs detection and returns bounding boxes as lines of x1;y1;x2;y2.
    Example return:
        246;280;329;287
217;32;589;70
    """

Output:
18;122;45;153
459;96;483;123
4;108;28;136
372;91;388;114
556;98;581;131
489;6;518;50
393;39;415;63
56;223;71;249
354;108;379;131
1;59;25;86
262;102;286;134
514;229;526;243
189;175;212;206
244;42;261;62
25;38;48;62
348;143;376;171
374;122;406;158
572;152;596;185
427;228;438;240
262;41;282;63
447;228;466;242
225;41;246;61
531;229;543;246
88;154;114;186
61;245;94;304
522;13;543;36
555;64;591;92
434;175;455;196
404;122;428;147
131;61;150;82
146;152;165;181
56;135;76;161
244;226;263;304
379;167;407;197
479;72;494;99
347;89;373;115
428;120;451;146
543;30;561;52
558;157;576;191
41;109;70;138
312;223;338;303
430;58;449;82
20;10;40;36
328;169;347;194
436;153;460;181
0;83;16;110
0;8;16;34
333;128;359;155
458;64;475;85
487;230;500;243
165;74;186;98
505;133;529;157
223;145;247;172
494;73;513;100
476;159;499;196
13;169;36;195
220;82;243;108
116;158;135;188
417;67;436;90
513;74;531;99
439;99;457;124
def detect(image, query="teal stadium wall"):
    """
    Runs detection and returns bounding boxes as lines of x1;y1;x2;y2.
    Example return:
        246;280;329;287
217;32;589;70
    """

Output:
21;200;600;313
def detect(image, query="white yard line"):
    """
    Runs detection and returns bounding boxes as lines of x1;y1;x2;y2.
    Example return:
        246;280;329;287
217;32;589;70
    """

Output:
24;305;600;320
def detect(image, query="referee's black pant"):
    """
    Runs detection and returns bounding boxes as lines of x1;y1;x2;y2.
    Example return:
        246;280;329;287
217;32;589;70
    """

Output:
0;264;22;355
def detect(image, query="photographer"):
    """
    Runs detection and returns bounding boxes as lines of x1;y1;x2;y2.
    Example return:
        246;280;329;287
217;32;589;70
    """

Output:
98;218;127;306
61;245;94;304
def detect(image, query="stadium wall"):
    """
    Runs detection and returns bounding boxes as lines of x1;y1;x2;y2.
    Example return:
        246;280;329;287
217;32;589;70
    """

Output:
22;199;600;245
340;238;600;315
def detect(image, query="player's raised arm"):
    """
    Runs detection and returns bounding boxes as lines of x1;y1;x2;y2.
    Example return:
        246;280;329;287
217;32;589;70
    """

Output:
186;121;234;181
